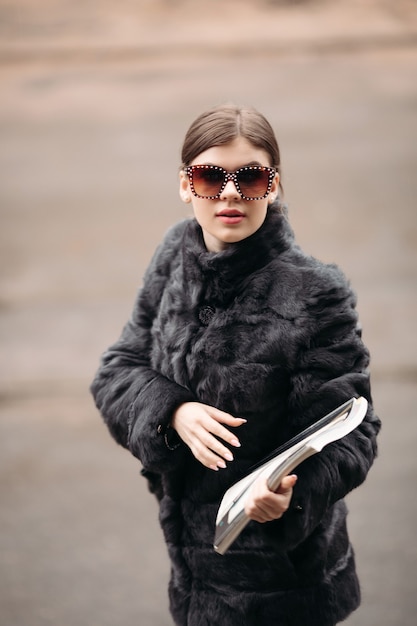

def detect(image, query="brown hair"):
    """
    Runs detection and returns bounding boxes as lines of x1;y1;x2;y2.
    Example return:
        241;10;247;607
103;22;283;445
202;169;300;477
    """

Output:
181;104;282;192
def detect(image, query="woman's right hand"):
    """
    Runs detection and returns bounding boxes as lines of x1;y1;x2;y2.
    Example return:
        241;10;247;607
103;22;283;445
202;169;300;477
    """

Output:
171;402;246;471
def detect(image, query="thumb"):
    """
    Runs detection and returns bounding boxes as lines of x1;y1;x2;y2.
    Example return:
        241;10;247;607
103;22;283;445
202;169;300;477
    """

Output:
275;474;298;494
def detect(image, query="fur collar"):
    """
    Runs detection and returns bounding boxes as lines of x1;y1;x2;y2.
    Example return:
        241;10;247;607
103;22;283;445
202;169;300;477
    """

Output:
181;205;294;304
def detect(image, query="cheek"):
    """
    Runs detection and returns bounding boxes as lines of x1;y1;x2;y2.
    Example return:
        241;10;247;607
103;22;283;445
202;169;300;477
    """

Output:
191;199;210;219
191;205;210;233
251;204;268;225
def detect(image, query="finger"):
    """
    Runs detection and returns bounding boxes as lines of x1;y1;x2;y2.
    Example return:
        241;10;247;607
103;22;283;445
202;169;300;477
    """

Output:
201;415;245;449
205;423;242;450
186;403;246;447
189;439;229;471
173;403;247;469
175;424;236;470
244;481;271;520
245;498;280;522
197;430;236;465
246;499;287;522
274;474;298;494
245;477;295;521
188;430;234;465
206;406;247;427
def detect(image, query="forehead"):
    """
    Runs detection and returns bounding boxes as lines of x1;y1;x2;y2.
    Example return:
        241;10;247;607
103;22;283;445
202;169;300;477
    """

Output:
190;136;272;169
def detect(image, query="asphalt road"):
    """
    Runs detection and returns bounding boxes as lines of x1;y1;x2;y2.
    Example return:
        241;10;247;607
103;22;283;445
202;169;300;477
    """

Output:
1;2;417;625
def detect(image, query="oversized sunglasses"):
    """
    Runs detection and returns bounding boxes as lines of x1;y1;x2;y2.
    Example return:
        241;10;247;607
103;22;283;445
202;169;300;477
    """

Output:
185;164;276;201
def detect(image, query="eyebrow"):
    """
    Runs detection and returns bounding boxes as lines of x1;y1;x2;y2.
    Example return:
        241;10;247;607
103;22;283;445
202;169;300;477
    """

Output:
196;160;267;169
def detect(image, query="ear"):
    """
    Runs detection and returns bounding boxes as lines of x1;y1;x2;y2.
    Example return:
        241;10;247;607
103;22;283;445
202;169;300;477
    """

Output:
268;172;280;204
179;170;192;204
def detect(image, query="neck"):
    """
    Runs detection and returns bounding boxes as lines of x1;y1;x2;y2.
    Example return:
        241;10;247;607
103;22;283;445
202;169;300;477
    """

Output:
202;230;232;253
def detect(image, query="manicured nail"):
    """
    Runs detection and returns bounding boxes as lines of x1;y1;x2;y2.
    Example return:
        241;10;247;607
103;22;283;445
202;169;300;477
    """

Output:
210;465;219;471
230;439;241;447
225;452;234;461
217;460;227;469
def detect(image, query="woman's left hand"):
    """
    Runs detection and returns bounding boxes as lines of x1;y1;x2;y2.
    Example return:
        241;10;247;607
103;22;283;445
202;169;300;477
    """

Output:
244;474;298;523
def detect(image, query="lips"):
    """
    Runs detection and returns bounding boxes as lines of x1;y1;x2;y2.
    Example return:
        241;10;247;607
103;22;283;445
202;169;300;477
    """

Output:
216;209;245;217
216;209;245;225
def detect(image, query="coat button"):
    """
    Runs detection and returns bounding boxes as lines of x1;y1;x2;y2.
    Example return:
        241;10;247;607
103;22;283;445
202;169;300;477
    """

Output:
198;305;215;326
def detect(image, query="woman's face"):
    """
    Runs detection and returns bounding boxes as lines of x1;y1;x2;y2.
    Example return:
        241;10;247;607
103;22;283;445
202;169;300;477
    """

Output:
179;137;279;253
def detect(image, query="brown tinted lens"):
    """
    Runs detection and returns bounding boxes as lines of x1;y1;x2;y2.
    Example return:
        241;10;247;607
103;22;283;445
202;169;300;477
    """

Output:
192;167;225;197
236;168;270;198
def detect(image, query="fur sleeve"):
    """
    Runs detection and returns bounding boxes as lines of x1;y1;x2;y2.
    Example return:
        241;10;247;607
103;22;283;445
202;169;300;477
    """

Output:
90;220;196;472
273;263;381;549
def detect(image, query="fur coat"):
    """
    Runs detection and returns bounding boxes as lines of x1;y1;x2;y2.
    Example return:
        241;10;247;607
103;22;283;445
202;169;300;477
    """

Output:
91;207;380;626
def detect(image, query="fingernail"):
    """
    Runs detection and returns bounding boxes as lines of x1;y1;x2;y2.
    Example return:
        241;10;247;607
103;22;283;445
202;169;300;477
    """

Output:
210;465;219;471
225;452;234;461
217;460;227;469
230;439;241;448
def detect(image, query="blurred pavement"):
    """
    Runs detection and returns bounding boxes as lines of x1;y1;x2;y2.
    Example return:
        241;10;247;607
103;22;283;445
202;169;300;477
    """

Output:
1;1;416;624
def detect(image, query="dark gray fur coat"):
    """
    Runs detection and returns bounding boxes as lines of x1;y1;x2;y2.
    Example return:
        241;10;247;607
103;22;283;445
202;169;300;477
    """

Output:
91;207;380;626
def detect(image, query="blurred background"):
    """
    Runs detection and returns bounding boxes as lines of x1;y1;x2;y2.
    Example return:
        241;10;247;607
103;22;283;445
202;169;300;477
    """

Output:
1;1;416;624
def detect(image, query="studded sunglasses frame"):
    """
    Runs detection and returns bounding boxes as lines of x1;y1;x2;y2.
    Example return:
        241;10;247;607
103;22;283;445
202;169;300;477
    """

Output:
184;164;276;201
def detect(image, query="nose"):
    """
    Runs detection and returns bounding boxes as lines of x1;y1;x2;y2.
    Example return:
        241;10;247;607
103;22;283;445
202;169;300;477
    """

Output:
220;178;240;199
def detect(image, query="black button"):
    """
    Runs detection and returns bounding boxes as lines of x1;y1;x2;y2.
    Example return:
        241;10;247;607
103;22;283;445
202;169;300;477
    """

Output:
198;305;215;326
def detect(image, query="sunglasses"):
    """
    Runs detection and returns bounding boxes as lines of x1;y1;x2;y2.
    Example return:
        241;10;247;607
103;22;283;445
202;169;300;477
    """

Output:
185;164;276;201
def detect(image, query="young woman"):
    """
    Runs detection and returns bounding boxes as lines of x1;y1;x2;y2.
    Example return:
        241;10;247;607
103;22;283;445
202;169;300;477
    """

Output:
91;104;380;626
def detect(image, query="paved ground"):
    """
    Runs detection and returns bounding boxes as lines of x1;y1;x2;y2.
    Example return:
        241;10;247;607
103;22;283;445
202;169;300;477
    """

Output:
1;1;417;624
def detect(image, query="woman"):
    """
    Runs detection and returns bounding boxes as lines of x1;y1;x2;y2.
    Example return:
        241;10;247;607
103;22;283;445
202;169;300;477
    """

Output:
91;104;380;626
